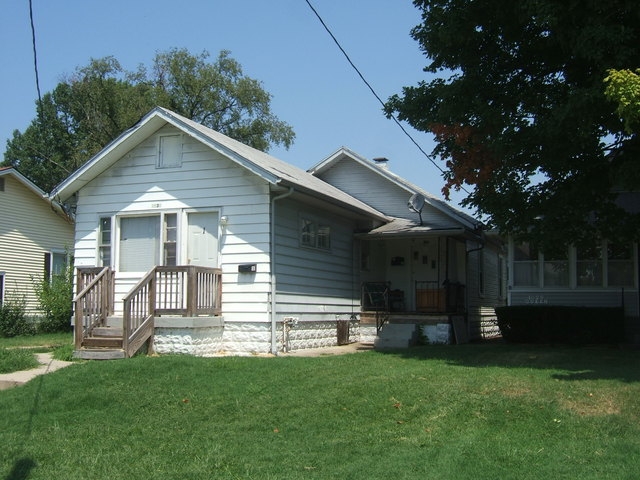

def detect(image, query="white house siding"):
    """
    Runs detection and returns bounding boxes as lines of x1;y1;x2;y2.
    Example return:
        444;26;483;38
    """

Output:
73;125;272;327
466;245;506;340
271;198;361;349
317;159;453;224
0;175;74;315
509;290;636;314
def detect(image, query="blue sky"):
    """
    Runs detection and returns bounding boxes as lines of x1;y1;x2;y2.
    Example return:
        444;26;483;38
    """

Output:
1;0;470;211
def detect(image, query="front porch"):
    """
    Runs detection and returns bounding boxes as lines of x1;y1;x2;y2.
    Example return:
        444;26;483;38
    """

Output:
74;265;222;359
360;281;468;346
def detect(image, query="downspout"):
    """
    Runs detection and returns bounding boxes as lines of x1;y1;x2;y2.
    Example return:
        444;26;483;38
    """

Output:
270;186;294;354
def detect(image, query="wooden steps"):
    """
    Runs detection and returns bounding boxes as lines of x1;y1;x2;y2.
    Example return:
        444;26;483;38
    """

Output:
74;318;126;360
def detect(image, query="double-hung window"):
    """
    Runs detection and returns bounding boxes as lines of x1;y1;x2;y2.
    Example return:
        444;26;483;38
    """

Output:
300;216;331;251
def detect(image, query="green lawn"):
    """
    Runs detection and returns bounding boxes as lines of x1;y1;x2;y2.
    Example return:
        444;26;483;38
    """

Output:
1;344;639;479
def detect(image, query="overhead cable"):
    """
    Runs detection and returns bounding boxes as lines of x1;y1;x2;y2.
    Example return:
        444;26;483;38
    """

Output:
303;0;458;183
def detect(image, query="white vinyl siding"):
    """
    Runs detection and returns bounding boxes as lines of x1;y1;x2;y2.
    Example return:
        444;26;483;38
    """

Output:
0;174;74;315
72;125;272;321
275;199;360;321
316;158;455;226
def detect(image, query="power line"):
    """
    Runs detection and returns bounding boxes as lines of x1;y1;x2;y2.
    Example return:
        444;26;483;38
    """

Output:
29;0;43;118
304;0;462;187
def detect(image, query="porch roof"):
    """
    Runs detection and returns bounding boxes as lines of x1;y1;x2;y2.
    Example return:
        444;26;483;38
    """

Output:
357;217;470;239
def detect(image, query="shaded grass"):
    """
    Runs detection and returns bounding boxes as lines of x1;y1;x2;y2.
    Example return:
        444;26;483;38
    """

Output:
0;344;639;479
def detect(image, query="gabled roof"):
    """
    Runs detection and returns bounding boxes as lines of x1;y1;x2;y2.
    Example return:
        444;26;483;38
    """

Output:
309;147;481;232
50;107;389;222
0;167;71;221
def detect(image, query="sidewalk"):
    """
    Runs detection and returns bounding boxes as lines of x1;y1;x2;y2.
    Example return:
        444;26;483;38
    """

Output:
0;352;73;391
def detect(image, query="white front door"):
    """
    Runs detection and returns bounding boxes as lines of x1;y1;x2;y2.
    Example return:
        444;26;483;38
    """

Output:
187;212;219;267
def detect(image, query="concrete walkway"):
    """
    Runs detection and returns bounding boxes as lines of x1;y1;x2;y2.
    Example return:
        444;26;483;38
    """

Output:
0;352;74;391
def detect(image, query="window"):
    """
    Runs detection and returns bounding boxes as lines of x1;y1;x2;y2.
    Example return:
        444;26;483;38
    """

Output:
543;249;569;287
577;242;603;287
163;213;177;266
157;134;183;168
513;242;539;286
44;252;70;281
0;178;4;191
608;242;634;287
300;216;331;251
99;217;112;267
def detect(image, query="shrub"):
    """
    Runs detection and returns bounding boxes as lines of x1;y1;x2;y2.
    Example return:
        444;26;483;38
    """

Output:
0;295;35;338
33;264;74;333
496;305;625;344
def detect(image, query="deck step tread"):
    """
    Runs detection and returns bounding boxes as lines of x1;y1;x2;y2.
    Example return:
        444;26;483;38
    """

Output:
83;337;124;348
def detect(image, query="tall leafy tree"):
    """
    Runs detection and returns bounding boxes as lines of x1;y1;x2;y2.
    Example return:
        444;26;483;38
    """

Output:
3;49;295;192
386;0;640;248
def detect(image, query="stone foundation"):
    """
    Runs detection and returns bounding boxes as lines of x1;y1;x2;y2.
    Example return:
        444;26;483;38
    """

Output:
152;317;363;356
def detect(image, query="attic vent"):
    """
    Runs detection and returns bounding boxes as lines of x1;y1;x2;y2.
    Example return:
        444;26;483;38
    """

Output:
157;134;183;169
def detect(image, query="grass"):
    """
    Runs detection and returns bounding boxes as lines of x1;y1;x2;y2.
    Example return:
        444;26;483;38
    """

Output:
0;344;639;479
0;333;74;374
0;348;40;374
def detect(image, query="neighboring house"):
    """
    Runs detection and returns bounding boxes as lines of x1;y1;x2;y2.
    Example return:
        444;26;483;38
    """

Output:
50;107;502;358
0;167;74;316
309;148;506;345
507;193;640;342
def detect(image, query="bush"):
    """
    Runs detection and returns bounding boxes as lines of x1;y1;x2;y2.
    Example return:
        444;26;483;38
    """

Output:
496;305;625;344
33;265;74;333
0;295;36;338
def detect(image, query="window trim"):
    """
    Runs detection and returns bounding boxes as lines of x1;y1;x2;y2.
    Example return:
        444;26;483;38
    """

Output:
511;240;637;289
109;211;181;272
157;134;183;169
0;272;5;305
299;214;332;252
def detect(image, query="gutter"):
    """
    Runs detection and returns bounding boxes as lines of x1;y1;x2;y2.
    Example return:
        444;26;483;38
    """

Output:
270;186;294;354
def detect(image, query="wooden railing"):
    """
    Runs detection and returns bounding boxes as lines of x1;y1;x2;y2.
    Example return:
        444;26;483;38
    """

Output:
74;267;115;349
416;280;466;313
123;266;222;357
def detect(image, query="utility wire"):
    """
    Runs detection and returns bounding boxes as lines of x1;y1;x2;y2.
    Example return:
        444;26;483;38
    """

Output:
304;0;472;195
303;0;444;174
29;0;43;120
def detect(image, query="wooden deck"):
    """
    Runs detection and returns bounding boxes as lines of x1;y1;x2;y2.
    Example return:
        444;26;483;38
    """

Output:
74;266;222;359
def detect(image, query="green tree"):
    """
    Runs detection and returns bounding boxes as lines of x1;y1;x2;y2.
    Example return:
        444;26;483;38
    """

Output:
605;68;640;134
386;0;640;248
3;49;295;192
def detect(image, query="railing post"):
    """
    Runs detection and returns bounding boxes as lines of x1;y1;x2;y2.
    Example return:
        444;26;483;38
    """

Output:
149;270;156;317
186;266;197;316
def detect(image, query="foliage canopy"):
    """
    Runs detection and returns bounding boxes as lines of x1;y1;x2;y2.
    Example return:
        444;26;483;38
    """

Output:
386;0;640;247
3;49;295;192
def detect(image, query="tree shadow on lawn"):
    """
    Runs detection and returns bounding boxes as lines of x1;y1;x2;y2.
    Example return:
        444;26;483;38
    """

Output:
376;341;640;383
4;458;36;480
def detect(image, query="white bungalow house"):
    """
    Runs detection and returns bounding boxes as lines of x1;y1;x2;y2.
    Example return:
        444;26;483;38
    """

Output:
309;148;506;345
0;167;74;317
51;107;503;358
